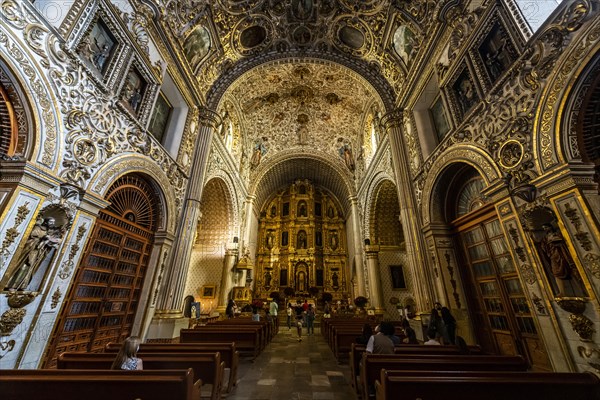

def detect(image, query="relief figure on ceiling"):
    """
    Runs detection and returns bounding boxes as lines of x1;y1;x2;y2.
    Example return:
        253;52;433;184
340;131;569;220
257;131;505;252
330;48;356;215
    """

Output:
292;0;313;20
5;215;64;291
536;223;588;298
338;141;355;171
250;137;268;168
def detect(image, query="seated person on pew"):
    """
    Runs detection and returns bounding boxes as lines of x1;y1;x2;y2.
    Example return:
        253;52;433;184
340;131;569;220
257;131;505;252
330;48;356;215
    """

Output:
366;322;395;354
111;336;143;370
424;329;441;346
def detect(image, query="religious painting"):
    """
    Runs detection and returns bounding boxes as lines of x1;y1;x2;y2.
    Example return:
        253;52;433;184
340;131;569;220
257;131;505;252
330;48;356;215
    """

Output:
183;25;211;73
452;68;480;119
201;285;216;299
77;17;117;76
390;265;407;289
148;91;172;143
478;22;517;84
121;67;147;116
430;95;450;142
393;25;417;67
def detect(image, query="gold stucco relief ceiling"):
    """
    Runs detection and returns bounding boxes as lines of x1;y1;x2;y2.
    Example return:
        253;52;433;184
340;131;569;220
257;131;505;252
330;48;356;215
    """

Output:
223;61;384;164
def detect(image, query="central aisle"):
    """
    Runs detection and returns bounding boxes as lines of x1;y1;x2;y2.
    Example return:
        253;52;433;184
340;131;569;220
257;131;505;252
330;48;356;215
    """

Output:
226;326;358;400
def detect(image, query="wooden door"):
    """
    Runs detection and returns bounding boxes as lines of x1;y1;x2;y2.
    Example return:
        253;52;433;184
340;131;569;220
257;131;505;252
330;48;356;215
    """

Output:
44;175;157;368
457;215;551;371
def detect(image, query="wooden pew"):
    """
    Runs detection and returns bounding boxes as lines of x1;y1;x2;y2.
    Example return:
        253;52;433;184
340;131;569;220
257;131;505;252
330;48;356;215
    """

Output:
105;342;239;393
189;324;266;350
213;319;272;345
0;369;201;400
348;343;483;393
57;352;223;400
360;353;529;400
375;370;600;400
180;328;261;359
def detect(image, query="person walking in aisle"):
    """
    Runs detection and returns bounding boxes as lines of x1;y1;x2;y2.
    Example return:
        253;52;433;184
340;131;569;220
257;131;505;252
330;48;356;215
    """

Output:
306;304;316;335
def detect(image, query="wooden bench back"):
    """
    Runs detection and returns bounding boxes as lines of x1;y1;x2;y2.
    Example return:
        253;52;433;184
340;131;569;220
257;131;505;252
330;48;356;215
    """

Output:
375;370;600;400
58;352;223;400
179;328;260;358
349;343;483;391
360;354;528;400
0;369;200;400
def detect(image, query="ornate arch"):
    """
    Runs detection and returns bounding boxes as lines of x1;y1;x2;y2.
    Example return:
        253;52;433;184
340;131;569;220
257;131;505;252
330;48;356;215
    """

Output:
362;171;396;241
0;42;60;167
422;145;501;225
248;148;356;214
206;51;396;112
534;17;600;172
88;155;175;234
204;169;240;238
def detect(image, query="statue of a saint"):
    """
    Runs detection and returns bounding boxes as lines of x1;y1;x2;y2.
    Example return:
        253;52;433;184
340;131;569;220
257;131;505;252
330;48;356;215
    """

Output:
538;224;587;297
5;216;62;290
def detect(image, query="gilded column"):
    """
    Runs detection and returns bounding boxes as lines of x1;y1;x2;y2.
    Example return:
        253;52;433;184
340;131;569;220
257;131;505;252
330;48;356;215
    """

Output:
217;245;238;313
381;109;434;312
153;107;221;317
349;197;366;297
365;244;385;314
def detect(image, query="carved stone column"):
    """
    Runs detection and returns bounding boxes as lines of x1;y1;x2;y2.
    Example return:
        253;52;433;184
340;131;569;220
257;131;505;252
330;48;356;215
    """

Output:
365;244;385;314
149;108;221;338
217;245;238;313
349;197;366;297
381;109;435;312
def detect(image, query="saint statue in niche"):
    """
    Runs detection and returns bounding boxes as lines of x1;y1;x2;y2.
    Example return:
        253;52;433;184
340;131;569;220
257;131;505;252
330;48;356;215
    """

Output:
537;223;587;297
297;231;307;249
330;231;338;250
331;272;339;289
266;231;275;249
264;271;272;288
298;201;307;217
5;216;64;291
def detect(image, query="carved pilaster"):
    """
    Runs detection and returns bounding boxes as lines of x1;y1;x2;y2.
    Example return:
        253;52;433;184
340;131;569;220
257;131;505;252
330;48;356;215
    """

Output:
152;107;221;322
382;108;435;312
365;245;384;314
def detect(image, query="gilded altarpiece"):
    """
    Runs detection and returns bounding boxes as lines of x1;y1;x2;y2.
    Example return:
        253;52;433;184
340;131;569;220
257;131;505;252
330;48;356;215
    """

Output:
254;180;348;300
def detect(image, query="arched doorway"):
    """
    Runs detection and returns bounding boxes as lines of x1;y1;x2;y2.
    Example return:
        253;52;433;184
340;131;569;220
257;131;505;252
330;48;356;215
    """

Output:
444;165;551;371
44;174;161;367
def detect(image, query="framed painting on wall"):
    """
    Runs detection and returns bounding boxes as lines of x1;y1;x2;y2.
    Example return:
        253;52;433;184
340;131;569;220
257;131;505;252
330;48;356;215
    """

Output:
389;265;407;289
201;285;216;299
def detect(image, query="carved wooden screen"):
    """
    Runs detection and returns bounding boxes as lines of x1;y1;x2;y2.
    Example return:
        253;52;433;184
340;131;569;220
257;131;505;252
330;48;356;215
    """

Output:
44;175;158;368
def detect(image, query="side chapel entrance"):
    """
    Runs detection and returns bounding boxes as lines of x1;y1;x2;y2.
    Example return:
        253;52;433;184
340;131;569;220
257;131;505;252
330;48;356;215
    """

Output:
44;175;160;367
448;168;551;371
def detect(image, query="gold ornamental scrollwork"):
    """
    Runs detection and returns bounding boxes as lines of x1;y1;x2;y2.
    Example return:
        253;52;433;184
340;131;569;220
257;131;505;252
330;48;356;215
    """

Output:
555;297;595;342
0;290;37;336
0;203;31;267
58;224;87;280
